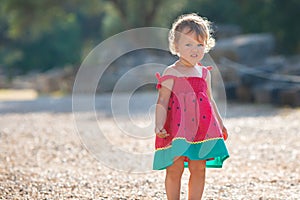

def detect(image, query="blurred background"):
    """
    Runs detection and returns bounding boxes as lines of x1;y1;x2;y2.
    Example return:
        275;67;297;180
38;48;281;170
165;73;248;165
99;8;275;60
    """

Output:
1;2;300;199
0;0;300;106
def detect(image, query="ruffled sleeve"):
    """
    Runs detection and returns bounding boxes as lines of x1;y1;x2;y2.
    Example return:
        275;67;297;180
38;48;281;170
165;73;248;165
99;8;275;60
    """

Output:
155;72;162;89
207;66;213;70
202;66;213;79
155;72;175;89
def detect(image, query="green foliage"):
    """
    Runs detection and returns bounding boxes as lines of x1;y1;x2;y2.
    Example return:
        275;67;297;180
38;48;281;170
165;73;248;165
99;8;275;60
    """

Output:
182;0;240;23
0;0;104;75
15;16;81;73
101;0;188;37
182;0;300;54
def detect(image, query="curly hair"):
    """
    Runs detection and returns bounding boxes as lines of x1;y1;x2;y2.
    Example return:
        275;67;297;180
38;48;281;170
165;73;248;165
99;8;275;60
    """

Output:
169;13;215;55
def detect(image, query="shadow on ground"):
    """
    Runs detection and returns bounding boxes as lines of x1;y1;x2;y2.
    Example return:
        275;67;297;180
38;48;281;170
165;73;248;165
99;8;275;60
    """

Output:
0;92;284;118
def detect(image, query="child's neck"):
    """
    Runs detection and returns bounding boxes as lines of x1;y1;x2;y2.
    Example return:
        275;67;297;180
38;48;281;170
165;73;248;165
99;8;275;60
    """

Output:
178;58;195;68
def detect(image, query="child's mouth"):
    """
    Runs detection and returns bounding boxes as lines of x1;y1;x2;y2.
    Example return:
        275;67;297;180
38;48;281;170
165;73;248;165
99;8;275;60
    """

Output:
191;54;198;58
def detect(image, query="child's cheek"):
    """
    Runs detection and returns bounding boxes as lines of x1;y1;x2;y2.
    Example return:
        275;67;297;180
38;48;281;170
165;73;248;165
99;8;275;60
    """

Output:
184;46;192;51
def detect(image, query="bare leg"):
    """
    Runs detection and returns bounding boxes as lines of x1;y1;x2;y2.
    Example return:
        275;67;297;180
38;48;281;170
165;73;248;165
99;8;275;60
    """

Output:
165;156;185;200
188;160;206;200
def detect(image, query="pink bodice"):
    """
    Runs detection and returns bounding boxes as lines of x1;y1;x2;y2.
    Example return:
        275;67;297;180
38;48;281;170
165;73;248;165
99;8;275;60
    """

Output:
155;66;223;149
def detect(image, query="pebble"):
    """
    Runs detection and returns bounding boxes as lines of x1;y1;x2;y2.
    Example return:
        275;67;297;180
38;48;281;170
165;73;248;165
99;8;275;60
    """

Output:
0;103;299;199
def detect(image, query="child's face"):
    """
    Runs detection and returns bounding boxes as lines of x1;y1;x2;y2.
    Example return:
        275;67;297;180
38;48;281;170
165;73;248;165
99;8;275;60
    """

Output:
176;27;206;66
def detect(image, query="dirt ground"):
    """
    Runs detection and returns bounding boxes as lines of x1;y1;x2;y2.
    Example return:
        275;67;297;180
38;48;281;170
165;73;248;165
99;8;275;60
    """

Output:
0;93;299;199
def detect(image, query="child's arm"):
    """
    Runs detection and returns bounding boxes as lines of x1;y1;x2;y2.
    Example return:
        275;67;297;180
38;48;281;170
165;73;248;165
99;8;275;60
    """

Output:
206;70;228;139
155;69;174;138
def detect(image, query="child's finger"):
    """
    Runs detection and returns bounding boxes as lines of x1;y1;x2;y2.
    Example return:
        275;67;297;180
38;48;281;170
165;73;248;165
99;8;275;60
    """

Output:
156;133;165;138
222;127;228;140
156;130;169;138
163;133;170;137
161;129;170;137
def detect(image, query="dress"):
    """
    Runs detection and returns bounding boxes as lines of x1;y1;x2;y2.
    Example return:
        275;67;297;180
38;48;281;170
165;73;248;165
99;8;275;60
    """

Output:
153;66;229;170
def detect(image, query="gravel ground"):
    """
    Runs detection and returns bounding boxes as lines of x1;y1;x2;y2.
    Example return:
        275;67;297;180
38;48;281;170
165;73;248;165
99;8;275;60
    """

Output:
0;93;299;199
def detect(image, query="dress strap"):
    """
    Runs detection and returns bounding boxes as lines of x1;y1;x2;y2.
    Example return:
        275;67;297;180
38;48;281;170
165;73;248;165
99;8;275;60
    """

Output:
202;66;213;79
155;72;175;89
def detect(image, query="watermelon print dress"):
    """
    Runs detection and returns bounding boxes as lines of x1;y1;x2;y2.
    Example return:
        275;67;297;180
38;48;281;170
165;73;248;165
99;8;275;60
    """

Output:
153;66;229;170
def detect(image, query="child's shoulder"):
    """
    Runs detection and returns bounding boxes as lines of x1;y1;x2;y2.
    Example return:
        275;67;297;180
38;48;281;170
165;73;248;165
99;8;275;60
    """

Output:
162;65;178;76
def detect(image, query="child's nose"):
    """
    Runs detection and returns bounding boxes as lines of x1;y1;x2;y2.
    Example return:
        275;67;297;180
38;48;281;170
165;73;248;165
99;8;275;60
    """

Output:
191;46;198;51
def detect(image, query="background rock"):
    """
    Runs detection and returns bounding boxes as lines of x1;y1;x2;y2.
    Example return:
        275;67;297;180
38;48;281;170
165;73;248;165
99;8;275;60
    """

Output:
211;33;275;65
10;66;76;94
219;57;300;107
214;24;242;39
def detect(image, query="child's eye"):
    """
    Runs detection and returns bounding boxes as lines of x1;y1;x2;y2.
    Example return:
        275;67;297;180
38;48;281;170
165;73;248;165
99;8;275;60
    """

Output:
185;43;192;47
197;44;204;47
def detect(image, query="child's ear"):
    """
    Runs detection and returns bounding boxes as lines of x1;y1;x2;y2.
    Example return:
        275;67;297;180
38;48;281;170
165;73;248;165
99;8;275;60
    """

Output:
174;43;179;53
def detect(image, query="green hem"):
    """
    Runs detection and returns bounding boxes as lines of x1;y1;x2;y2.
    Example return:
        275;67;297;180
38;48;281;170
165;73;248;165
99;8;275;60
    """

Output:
153;138;229;170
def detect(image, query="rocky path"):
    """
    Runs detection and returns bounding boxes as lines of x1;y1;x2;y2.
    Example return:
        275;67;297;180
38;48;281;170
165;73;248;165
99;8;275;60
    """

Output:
0;93;299;199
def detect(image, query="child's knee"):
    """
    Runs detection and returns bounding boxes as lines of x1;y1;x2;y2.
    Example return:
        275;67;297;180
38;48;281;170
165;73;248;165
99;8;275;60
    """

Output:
166;167;184;180
188;160;206;174
166;161;184;179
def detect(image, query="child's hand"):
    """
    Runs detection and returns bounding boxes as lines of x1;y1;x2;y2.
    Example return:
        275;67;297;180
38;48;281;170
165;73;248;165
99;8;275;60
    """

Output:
155;128;170;138
222;126;228;140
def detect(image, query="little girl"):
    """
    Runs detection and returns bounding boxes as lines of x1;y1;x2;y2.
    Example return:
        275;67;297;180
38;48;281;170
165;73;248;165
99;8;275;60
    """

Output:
153;13;229;199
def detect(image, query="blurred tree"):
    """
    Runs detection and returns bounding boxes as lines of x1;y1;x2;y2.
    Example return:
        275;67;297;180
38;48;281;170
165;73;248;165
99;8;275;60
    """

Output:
1;0;104;40
101;0;188;37
110;0;161;28
0;0;105;74
14;16;81;73
182;0;240;23
234;0;300;54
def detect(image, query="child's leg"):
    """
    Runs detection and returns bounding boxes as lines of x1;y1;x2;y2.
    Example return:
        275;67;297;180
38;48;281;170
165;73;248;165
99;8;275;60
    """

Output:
165;156;185;200
187;160;206;200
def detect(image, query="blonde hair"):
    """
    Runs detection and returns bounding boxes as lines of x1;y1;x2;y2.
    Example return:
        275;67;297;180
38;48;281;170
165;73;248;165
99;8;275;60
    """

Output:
169;13;215;55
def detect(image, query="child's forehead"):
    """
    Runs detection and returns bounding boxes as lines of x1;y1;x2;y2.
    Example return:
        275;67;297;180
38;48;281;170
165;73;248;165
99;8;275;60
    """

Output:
179;29;204;43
